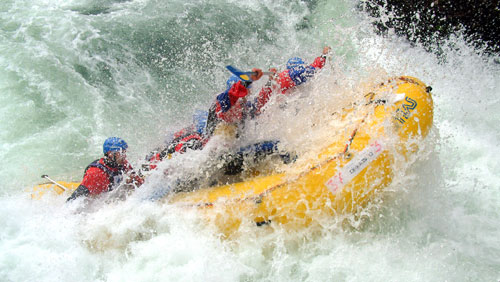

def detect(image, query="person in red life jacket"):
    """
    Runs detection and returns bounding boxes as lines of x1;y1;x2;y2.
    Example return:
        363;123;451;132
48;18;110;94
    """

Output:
144;110;209;170
67;137;144;201
250;46;331;116
212;46;330;128
205;69;264;136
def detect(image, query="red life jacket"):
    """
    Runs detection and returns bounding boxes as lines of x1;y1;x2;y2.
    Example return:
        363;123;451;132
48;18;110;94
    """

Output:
146;127;206;169
277;55;327;94
174;133;204;153
167;126;206;154
214;81;250;124
80;158;129;195
250;55;328;116
277;70;296;93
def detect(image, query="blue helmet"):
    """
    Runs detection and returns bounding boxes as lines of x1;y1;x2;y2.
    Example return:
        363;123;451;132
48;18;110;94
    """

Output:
286;57;306;71
287;57;309;85
226;75;241;89
103;137;128;154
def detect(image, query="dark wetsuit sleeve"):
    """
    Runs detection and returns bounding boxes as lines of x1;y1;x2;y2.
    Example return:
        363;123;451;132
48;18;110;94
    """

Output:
66;184;90;202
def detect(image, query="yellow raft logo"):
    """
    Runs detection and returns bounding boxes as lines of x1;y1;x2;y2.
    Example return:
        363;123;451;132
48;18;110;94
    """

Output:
394;96;417;124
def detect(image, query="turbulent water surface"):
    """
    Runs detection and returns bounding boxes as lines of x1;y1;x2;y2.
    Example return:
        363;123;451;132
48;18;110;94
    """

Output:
1;0;499;281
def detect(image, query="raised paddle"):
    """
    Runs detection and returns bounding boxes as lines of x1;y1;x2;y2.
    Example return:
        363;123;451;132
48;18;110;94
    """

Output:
226;65;273;82
41;174;68;192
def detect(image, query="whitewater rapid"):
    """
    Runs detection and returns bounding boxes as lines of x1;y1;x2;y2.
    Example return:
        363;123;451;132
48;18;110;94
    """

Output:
1;0;499;281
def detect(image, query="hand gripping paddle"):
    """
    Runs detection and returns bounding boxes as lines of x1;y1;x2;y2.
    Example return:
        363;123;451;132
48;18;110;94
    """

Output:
226;65;273;82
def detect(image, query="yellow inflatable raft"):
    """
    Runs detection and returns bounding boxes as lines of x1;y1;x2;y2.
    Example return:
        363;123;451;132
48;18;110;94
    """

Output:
32;76;433;235
31;181;79;200
166;76;433;234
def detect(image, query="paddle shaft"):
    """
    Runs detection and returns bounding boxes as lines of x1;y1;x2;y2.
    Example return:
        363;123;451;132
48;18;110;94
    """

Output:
41;174;67;191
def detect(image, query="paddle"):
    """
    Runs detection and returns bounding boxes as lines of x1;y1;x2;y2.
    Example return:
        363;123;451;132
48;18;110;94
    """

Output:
41;174;68;192
226;65;273;82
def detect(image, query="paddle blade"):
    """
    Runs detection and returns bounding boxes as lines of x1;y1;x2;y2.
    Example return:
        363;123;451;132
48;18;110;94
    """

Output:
226;65;252;82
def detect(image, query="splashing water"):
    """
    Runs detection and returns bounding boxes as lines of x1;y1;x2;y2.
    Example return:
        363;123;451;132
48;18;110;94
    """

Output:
1;0;499;281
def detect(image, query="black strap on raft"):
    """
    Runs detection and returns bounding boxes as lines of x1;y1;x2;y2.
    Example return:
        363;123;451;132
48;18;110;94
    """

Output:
256;220;271;227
